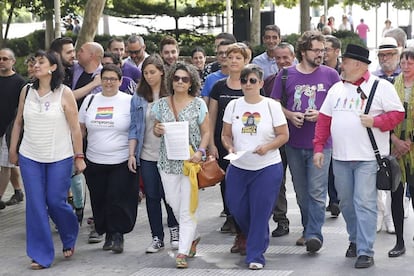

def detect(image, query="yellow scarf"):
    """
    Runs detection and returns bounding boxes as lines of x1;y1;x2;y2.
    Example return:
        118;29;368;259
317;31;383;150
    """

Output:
393;74;414;183
182;147;201;218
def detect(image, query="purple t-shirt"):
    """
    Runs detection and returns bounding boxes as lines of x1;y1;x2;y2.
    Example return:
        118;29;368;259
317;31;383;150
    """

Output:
122;62;141;83
270;65;340;149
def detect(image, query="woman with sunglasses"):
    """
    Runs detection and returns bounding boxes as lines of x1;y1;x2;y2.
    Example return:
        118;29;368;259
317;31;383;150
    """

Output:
222;64;289;270
208;43;250;248
128;54;179;253
152;62;209;268
79;64;138;254
9;50;86;269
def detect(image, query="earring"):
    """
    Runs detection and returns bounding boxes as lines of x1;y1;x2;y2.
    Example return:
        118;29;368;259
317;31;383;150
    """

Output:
48;70;52;75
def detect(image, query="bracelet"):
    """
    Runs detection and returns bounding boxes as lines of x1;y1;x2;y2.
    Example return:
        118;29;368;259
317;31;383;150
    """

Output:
74;153;84;159
197;147;206;157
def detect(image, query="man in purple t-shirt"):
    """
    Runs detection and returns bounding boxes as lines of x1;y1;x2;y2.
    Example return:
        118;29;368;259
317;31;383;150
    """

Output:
356;19;370;46
270;30;340;253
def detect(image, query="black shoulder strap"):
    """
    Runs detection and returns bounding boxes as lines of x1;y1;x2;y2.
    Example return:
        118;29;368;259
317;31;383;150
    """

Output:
280;68;288;107
85;95;95;111
364;80;382;164
363;80;379;115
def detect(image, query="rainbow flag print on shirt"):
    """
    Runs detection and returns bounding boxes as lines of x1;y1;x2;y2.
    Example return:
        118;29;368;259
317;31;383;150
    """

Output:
95;106;114;120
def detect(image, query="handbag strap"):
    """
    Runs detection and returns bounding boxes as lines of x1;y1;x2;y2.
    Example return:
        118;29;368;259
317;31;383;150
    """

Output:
363;80;382;165
170;96;179;121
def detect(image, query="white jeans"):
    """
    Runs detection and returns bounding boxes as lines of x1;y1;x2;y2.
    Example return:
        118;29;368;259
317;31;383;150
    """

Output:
159;170;198;255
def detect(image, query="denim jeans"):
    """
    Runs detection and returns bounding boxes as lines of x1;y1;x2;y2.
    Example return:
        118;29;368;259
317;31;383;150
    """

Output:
141;159;178;241
333;159;377;257
285;145;331;242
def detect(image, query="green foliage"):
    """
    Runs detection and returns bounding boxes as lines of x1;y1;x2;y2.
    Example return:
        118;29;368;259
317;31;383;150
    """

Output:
333;30;365;52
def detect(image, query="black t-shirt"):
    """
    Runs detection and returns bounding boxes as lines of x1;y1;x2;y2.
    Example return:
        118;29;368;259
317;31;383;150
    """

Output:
63;67;73;87
0;73;26;136
210;78;244;143
75;71;93;108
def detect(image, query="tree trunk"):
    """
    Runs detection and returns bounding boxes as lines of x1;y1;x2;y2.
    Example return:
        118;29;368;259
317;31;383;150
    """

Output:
45;18;54;48
0;2;4;48
250;0;261;46
75;0;105;49
300;0;310;33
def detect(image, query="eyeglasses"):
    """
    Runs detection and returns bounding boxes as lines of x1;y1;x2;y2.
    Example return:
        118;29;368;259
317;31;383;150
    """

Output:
357;86;367;100
308;48;326;54
102;77;119;83
240;78;259;84
173;75;191;83
0;57;11;61
378;52;397;59
128;49;142;55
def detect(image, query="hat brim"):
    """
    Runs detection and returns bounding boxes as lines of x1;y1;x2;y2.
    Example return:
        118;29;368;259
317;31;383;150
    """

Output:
377;47;401;53
341;53;371;64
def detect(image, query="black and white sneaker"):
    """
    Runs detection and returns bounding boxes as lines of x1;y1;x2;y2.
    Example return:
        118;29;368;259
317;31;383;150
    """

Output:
170;226;179;250
146;236;165;253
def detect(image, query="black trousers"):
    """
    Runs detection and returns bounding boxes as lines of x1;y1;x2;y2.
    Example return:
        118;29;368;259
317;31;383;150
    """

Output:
85;159;138;235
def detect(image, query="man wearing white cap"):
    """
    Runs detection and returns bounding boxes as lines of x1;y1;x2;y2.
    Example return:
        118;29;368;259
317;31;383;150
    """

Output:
372;37;401;83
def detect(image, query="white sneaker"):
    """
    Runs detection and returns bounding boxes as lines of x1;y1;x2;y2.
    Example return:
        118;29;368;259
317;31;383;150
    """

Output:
377;211;384;232
146;236;164;253
249;262;264;270
169;226;179;250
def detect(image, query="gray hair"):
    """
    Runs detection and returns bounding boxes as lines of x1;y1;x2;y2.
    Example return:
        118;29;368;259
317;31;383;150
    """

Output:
384;28;407;48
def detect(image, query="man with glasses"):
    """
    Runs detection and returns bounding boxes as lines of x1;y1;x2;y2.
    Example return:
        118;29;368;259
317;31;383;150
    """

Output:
201;32;236;86
124;35;149;70
0;48;26;210
313;44;404;268
107;37;141;84
372;37;401;84
252;25;281;79
270;31;340;253
201;39;235;105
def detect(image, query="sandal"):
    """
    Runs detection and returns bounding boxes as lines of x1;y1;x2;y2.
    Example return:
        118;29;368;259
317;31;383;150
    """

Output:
63;248;75;258
31;260;45;270
188;236;201;258
176;254;188;269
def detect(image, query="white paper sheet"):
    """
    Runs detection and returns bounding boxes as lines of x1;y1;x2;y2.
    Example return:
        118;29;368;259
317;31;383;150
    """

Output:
223;151;247;161
163;121;190;160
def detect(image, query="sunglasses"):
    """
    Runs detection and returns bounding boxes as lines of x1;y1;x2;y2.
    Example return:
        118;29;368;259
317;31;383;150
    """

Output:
357;86;367;100
128;49;142;55
173;75;191;83
240;78;259;85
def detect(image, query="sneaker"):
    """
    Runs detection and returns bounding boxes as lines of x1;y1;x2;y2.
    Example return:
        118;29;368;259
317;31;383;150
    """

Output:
271;222;289;237
249;262;264;270
102;233;113;251
88;230;103;244
169;226;179;250
5;190;24;206
0;200;5;210
306;237;322;253
220;216;236;234
146;236;164;253
111;232;124;253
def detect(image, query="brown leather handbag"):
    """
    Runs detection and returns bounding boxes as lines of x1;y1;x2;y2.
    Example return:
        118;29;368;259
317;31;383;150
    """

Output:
197;156;225;189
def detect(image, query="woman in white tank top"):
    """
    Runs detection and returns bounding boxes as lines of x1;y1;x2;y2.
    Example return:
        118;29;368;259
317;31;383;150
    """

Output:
9;50;85;270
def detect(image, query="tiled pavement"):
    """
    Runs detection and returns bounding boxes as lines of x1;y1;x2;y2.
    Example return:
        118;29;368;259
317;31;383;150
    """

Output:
1;171;414;276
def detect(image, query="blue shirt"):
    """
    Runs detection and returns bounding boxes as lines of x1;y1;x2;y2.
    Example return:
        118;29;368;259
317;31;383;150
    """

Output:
201;70;227;97
252;52;278;79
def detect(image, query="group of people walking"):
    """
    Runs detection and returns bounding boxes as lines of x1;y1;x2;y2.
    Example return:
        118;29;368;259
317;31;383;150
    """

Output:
2;22;414;272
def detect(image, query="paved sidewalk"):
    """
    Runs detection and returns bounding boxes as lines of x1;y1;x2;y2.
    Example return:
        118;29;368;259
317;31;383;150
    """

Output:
1;172;414;276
